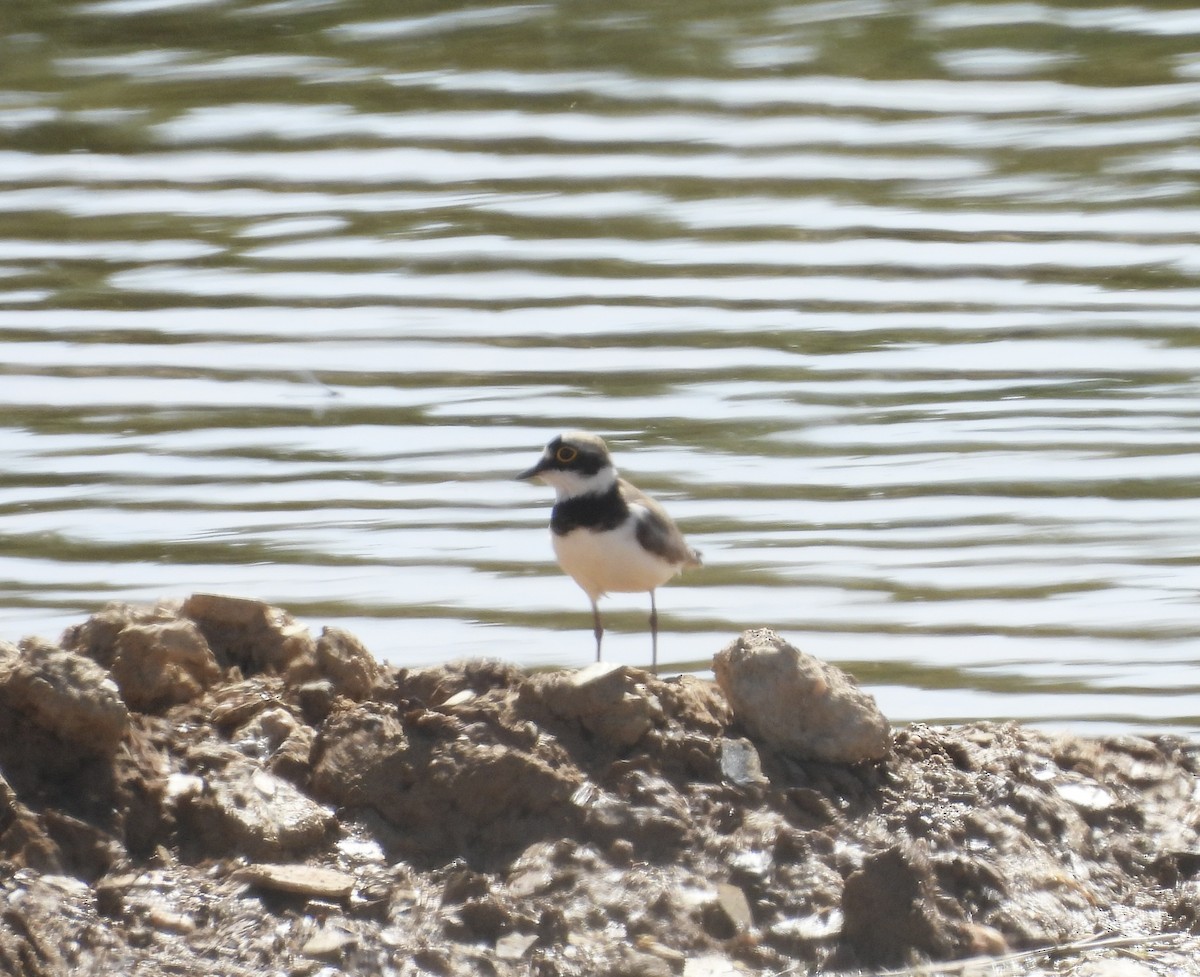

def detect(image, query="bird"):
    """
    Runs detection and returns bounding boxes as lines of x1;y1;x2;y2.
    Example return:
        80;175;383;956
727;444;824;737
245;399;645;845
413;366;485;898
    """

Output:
517;431;701;673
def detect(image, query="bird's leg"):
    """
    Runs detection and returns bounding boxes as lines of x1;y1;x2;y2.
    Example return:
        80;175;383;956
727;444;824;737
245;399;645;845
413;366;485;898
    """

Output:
591;600;603;662
649;590;658;675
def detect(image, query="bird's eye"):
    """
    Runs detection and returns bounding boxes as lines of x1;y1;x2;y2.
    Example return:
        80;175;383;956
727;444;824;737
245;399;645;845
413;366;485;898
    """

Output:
555;445;578;464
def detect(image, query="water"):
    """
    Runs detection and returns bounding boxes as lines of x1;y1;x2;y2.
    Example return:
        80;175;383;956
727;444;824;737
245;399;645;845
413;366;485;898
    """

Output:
2;0;1199;736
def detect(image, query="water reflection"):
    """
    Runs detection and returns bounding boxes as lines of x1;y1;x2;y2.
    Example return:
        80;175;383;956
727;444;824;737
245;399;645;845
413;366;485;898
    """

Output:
1;0;1198;735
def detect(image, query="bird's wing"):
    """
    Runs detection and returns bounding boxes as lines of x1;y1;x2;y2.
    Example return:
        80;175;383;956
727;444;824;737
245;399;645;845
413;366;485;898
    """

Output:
620;478;703;568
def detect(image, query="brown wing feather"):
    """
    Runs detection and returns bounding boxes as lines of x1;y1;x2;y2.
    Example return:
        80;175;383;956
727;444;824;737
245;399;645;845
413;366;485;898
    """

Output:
619;478;702;568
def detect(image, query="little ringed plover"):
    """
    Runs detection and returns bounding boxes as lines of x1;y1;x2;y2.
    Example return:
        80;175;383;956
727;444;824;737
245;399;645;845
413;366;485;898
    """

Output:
518;431;701;672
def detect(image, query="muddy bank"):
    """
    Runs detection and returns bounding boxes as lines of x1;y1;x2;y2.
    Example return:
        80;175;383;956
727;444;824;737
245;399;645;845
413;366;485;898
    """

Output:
1;595;1198;976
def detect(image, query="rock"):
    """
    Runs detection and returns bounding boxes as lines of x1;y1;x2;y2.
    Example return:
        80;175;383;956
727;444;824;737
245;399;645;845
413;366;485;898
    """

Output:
231;704;301;756
109;620;221;712
0;772;63;872
60;601;182;669
840;845;954;967
0;639;129;757
719;737;766;787
146;906;197;935
294;679;337;724
507;864;553;898
38;808;120;881
455;893;518;940
309;703;412;815
234;863;356;900
397;658;524;708
531;662;663;748
176;750;335;859
301;924;357;960
315;627;380;700
658;675;733;733
441;866;489;904
578;772;693;854
209;678;283;731
268;725;316;783
2;603;1200;976
311;701;580;858
229;704;315;783
181;593;316;676
704;883;753;937
495;932;538;960
712;629;890;763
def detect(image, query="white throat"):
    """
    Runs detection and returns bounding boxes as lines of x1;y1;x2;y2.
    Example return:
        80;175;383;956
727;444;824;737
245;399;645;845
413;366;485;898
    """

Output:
539;464;618;502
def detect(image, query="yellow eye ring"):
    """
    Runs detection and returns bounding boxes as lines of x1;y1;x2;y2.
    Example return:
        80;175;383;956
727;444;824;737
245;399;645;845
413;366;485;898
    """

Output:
555;445;578;464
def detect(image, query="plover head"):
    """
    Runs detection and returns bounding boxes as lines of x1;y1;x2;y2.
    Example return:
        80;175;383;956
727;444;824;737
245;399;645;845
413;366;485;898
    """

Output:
517;431;617;501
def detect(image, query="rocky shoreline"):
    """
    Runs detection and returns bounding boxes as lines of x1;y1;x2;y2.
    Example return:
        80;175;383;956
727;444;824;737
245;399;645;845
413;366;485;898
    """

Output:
1;595;1197;976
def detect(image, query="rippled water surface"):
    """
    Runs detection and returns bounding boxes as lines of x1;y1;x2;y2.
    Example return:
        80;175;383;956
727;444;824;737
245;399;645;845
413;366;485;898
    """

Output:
3;0;1199;735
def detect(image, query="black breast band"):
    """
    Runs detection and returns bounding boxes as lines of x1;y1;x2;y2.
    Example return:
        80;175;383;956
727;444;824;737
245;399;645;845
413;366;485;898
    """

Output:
550;485;629;535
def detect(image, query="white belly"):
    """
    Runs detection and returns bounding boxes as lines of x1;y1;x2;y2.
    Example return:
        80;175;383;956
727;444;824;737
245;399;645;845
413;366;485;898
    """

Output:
552;519;680;601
